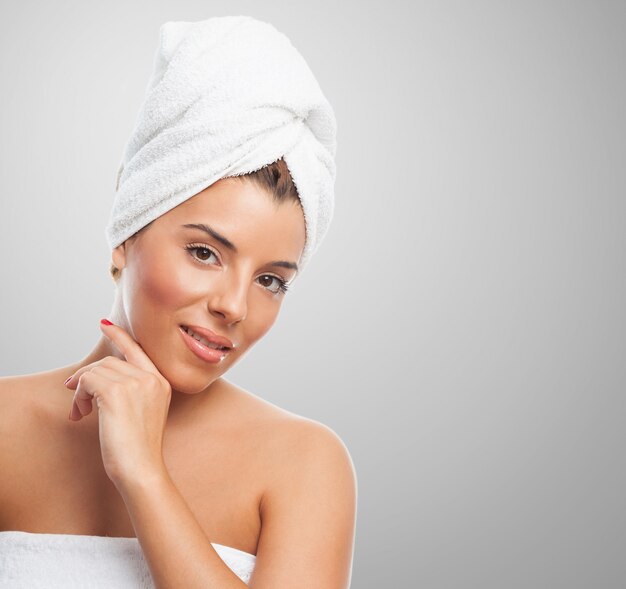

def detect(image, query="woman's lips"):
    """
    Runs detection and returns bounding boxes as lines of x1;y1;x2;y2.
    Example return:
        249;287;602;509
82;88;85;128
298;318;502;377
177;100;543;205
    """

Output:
178;325;230;364
180;323;234;348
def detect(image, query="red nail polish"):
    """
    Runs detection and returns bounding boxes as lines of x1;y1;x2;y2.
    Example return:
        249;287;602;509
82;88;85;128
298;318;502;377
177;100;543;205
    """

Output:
101;318;114;326
64;376;72;385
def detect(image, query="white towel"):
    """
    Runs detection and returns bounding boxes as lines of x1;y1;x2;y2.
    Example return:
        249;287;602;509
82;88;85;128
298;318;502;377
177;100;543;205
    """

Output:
0;531;256;587
105;15;337;272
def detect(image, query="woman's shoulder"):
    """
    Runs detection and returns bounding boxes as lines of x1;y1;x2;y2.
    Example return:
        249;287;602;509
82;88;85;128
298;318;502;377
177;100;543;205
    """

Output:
222;380;358;571
0;373;55;510
217;378;350;448
0;372;41;424
217;379;355;484
0;370;75;471
0;369;68;422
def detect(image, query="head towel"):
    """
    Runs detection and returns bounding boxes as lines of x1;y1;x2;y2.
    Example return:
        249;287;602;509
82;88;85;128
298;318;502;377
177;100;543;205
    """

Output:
105;15;337;272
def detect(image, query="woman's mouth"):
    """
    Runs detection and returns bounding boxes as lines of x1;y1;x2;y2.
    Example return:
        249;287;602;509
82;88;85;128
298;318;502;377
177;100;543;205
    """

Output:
179;325;231;364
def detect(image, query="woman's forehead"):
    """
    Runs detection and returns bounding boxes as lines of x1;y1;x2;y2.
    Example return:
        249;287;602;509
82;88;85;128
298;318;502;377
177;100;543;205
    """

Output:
171;180;301;226
150;180;305;255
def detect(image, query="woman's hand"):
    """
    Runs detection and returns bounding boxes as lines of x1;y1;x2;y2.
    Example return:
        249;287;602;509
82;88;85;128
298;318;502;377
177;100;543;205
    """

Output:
65;319;172;491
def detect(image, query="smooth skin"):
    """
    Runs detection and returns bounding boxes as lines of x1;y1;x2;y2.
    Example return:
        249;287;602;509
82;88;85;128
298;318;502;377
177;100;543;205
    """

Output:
0;177;357;588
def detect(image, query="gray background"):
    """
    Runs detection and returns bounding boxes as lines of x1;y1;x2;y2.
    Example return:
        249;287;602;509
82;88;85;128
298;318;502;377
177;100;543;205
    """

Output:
1;1;625;587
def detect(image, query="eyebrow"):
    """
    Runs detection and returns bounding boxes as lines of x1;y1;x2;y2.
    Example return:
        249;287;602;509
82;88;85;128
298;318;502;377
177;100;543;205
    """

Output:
182;223;237;251
181;223;299;273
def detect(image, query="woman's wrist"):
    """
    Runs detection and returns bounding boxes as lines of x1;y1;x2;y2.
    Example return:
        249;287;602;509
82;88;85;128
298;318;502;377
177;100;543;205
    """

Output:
112;460;171;501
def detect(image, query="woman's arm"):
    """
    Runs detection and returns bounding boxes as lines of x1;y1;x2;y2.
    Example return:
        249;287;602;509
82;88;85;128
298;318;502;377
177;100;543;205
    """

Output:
118;419;357;589
117;469;250;588
249;419;358;589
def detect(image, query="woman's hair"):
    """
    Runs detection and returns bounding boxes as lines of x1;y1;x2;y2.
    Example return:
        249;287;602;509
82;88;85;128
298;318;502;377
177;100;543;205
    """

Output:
109;157;300;282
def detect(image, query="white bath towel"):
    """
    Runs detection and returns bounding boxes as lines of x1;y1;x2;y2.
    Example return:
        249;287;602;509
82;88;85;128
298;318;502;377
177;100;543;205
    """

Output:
105;15;337;272
0;531;256;587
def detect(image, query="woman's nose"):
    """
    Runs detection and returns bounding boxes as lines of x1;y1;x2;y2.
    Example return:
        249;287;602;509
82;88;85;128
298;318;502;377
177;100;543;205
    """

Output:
207;272;248;325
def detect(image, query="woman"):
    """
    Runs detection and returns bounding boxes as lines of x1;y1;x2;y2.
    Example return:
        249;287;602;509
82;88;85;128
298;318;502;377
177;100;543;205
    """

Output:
0;15;357;589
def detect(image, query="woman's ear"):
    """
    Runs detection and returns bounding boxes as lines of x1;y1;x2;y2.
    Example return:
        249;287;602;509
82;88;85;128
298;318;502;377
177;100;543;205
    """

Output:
111;242;128;272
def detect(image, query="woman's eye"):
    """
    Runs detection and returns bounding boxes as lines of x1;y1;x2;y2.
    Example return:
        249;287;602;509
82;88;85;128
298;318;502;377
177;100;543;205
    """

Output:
186;245;219;265
258;275;289;295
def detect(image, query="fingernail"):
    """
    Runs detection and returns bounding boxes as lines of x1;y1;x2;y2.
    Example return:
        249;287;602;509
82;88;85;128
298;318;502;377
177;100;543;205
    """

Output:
68;408;73;420
64;376;72;385
101;318;114;326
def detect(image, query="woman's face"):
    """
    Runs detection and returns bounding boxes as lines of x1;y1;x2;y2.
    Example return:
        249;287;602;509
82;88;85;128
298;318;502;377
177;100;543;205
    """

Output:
111;177;306;394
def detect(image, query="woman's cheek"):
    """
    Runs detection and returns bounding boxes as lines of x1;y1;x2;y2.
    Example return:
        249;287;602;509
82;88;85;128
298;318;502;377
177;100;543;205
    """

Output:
142;255;205;308
247;304;281;346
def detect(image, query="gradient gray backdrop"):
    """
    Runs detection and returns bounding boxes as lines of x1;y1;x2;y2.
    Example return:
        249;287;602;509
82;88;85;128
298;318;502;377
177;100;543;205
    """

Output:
1;1;625;587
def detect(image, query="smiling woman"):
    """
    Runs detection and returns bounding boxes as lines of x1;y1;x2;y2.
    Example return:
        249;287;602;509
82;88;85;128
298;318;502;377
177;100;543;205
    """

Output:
108;173;306;396
0;15;356;589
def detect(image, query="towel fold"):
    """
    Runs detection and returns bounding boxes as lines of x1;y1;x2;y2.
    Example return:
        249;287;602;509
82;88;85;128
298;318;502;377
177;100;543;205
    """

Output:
105;15;337;271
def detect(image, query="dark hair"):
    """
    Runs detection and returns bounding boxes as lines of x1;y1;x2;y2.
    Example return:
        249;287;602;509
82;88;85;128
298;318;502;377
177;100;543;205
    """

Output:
234;157;300;206
109;157;300;282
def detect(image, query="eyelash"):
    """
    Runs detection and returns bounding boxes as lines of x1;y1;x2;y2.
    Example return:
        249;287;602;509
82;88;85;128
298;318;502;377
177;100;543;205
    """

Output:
184;243;290;295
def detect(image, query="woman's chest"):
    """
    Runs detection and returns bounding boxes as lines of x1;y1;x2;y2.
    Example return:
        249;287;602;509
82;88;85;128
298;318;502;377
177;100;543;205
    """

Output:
0;421;265;556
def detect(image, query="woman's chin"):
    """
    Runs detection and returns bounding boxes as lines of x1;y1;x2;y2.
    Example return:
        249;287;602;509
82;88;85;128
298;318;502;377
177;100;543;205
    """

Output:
151;346;244;395
168;377;219;396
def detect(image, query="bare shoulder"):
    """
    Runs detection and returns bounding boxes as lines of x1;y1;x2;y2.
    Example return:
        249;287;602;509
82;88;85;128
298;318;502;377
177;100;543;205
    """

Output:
218;377;357;507
222;380;357;588
260;411;358;511
266;412;356;477
219;378;356;473
0;370;63;420
0;370;72;466
0;373;54;461
0;374;38;431
0;374;46;522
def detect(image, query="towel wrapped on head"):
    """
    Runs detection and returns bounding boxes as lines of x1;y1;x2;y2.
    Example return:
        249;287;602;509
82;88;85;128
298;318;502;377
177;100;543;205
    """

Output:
105;15;337;272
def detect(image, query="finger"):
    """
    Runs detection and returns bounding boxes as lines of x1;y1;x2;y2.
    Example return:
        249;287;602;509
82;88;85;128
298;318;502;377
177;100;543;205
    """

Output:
99;319;157;373
64;355;140;390
68;367;124;421
69;372;97;421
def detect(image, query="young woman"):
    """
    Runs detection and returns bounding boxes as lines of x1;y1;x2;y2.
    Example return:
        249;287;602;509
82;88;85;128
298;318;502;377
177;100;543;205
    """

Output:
0;16;357;589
